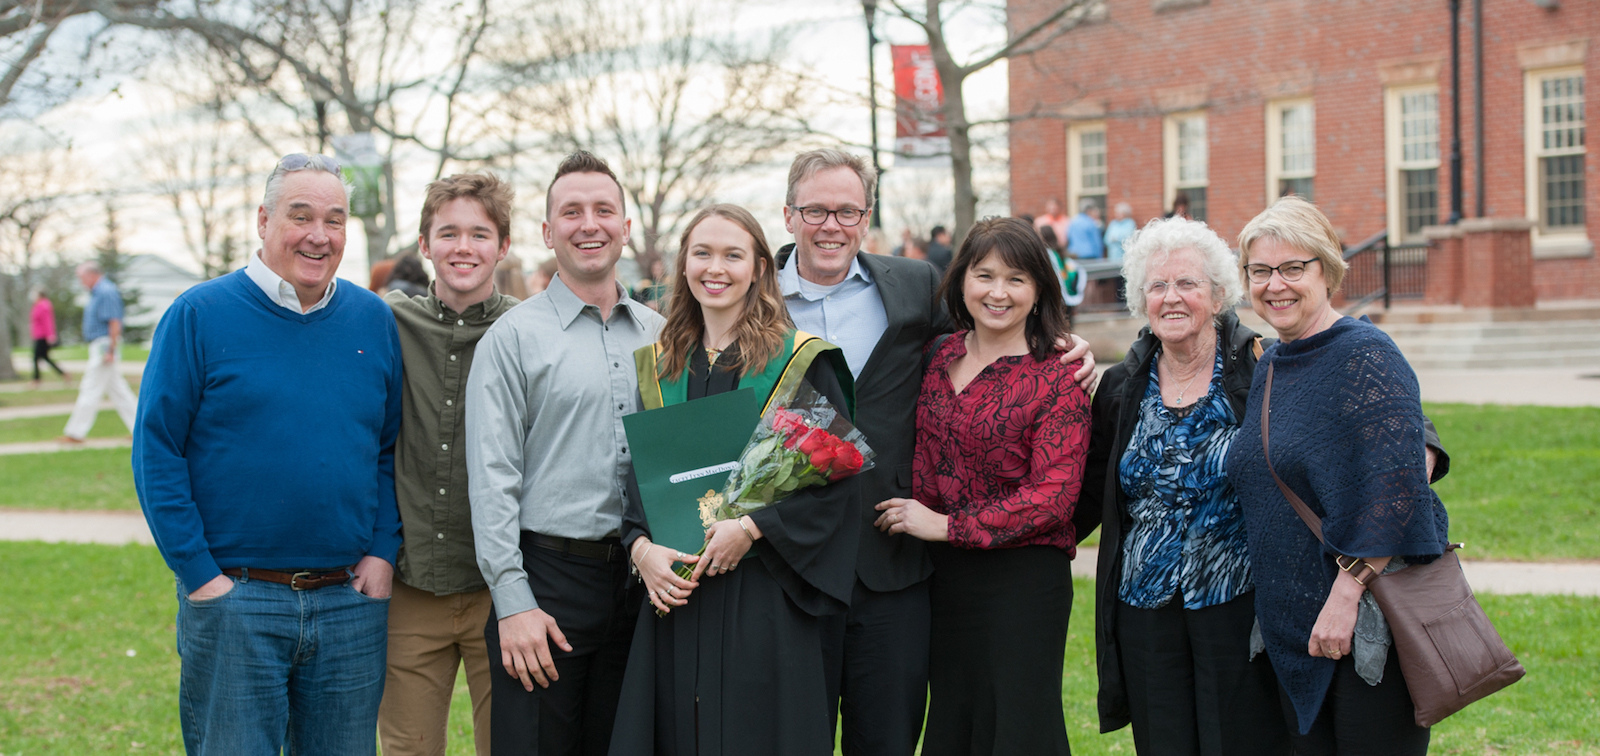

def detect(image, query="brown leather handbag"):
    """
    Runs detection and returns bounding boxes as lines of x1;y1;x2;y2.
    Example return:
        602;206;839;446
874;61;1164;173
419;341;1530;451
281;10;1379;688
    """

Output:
1261;362;1525;727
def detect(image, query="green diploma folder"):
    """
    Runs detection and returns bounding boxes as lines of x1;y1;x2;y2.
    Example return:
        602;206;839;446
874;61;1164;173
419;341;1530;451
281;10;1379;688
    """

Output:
622;388;761;554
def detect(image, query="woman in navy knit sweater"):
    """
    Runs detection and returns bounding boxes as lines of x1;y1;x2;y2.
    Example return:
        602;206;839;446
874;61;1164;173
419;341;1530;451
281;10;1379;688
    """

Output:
1226;197;1450;756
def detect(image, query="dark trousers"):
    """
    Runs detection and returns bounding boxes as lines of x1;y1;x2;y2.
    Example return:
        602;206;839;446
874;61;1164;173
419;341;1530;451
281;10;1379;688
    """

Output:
33;338;64;381
923;544;1072;756
821;577;931;756
1278;645;1430;756
484;535;643;756
1116;591;1289;756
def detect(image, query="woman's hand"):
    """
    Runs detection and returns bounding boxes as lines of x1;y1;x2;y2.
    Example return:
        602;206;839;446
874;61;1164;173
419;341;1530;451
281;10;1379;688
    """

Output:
691;518;758;581
1308;571;1366;660
874;498;949;542
631;538;699;615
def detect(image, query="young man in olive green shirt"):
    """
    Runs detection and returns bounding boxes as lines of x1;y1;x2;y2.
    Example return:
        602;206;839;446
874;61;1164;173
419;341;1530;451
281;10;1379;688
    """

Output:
379;173;519;756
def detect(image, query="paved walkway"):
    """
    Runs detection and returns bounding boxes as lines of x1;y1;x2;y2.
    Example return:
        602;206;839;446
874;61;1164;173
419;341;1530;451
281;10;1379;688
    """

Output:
0;437;130;455
0;402;93;421
2;511;1591;597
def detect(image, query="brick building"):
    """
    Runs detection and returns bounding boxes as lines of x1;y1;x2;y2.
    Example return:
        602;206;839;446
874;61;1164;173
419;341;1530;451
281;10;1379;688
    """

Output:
1008;0;1596;305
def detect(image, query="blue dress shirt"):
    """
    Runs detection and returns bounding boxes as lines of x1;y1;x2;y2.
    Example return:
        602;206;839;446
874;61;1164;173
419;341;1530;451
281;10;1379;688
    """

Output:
778;253;889;379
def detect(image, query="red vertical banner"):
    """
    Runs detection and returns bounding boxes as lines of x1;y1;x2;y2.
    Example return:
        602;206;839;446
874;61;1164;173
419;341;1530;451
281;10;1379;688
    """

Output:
892;45;950;164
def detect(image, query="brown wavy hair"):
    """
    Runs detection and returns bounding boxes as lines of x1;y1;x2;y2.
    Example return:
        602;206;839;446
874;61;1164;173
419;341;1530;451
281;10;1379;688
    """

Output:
938;216;1072;361
656;204;793;379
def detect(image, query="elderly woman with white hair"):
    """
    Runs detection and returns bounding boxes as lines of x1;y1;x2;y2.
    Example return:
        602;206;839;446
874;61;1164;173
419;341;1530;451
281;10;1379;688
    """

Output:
1078;216;1289;755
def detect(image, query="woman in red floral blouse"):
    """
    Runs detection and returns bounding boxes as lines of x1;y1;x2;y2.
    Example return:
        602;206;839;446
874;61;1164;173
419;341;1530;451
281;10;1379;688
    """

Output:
875;216;1092;755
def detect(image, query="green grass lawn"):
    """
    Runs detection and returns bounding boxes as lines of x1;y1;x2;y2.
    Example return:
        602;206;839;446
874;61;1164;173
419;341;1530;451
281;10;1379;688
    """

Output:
0;448;137;510
0;379;142;409
0;410;130;444
10;343;151;362
1;543;1594;754
1427;404;1600;561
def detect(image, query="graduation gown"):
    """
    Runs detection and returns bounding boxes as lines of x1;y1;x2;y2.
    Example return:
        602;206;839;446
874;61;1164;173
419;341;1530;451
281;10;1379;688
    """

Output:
609;336;861;756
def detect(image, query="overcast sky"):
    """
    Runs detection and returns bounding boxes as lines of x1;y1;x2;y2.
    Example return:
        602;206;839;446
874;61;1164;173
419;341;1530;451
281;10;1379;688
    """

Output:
6;0;1015;282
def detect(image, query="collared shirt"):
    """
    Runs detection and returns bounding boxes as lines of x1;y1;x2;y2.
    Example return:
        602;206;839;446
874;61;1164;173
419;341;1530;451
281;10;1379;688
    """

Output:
777;252;889;378
246;249;337;314
466;274;664;618
388;286;520;596
82;278;124;342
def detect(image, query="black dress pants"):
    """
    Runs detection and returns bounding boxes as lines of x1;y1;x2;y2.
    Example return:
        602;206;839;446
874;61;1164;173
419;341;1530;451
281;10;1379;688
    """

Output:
1115;591;1288;756
33;338;64;380
485;535;643;756
821;577;931;756
1278;644;1430;756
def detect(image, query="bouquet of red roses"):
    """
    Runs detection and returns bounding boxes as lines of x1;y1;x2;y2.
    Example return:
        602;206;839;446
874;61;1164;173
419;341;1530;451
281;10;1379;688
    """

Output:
671;380;874;581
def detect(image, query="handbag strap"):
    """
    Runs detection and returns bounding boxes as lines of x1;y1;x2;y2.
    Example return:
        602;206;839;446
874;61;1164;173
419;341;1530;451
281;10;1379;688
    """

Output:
1261;361;1329;544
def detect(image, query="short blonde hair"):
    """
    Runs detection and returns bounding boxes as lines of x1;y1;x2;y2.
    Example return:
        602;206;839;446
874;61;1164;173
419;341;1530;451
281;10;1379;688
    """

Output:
1120;216;1244;319
1236;195;1349;293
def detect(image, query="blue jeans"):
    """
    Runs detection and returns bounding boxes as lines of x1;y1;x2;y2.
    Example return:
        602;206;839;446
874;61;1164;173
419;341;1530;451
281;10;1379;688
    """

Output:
176;572;390;755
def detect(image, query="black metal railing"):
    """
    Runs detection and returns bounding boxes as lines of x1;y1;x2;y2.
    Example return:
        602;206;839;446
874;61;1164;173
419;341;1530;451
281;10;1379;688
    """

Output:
1340;230;1427;313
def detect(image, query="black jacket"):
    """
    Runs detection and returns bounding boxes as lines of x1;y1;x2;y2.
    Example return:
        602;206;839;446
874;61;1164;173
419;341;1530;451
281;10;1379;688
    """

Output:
776;246;953;591
1078;310;1450;733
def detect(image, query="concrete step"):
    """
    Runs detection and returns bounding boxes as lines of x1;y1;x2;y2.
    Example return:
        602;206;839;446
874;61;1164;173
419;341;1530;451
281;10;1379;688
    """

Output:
1400;350;1600;370
1387;334;1600;357
1379;320;1600;339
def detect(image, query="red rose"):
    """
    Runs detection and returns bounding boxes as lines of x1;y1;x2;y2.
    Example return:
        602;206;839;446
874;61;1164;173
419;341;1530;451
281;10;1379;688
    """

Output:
796;430;828;455
828;442;865;479
809;445;838;470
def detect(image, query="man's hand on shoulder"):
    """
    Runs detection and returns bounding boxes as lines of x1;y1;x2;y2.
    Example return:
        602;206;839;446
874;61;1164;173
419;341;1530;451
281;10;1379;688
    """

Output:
1056;333;1099;393
350;555;393;599
499;609;573;692
187;574;234;602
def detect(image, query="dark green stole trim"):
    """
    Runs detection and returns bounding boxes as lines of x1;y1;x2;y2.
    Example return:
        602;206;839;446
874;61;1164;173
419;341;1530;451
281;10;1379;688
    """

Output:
633;330;854;417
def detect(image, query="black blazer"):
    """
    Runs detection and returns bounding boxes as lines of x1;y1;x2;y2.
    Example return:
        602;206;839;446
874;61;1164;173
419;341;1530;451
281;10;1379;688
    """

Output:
777;246;953;592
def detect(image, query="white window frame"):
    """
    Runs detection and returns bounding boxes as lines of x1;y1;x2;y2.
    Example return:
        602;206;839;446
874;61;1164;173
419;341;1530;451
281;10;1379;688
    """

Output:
1524;66;1588;256
1163;111;1208;220
1385;86;1441;245
1266;99;1315;204
1067;122;1108;215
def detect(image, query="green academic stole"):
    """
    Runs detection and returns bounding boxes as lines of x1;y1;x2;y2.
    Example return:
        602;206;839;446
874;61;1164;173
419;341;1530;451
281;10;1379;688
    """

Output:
634;330;853;416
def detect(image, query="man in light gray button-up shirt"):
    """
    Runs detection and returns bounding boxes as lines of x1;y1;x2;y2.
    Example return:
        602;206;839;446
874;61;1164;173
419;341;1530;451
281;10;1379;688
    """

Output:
466;151;663;755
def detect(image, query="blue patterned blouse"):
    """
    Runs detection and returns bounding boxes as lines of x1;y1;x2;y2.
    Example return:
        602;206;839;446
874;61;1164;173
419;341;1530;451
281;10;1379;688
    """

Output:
1117;343;1253;610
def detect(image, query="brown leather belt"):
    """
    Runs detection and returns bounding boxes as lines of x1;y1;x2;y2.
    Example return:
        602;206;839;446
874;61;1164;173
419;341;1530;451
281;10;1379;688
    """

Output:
524;532;627;563
222;566;355;591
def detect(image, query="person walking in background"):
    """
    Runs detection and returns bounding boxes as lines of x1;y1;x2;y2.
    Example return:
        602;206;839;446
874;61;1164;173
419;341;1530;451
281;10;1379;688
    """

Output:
876;217;1090;756
132;152;403;755
466;151;662;756
926;225;954;274
1067;199;1105;259
1104;202;1136;262
390;252;432;298
1035;197;1070;244
379;173;519;756
1167;192;1192;220
30;289;68;387
59;261;137;443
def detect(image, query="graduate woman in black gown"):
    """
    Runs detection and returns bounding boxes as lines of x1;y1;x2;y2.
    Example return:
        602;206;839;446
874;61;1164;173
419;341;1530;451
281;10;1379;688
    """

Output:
610;204;860;756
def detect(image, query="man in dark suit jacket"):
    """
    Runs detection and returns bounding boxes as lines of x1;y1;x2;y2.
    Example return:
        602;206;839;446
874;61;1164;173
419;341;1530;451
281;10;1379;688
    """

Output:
776;149;1096;755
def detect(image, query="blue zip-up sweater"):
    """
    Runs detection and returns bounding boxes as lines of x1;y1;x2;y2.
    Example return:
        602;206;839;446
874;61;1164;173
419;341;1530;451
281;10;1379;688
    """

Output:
133;269;403;592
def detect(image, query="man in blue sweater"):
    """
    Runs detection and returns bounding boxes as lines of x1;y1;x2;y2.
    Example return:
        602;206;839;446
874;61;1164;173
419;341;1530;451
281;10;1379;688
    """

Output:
133;153;404;755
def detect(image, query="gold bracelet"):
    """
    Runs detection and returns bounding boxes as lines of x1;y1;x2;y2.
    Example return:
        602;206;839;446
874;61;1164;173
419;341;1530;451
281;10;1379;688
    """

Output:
737;517;756;543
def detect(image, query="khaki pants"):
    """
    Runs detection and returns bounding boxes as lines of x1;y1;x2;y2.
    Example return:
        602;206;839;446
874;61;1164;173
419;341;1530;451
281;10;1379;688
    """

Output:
378;580;494;756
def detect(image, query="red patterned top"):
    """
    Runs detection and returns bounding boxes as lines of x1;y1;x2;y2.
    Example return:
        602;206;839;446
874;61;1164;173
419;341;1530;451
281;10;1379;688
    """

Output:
914;332;1091;553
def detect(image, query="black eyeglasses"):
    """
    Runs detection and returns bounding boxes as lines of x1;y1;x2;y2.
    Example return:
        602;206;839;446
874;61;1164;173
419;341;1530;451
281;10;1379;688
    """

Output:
276;153;342;174
791;205;867;227
1245;257;1321;284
